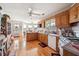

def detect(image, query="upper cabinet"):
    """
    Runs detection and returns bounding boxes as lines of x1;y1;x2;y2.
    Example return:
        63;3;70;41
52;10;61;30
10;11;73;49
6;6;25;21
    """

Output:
61;11;69;27
55;11;69;28
41;20;45;28
69;4;78;23
38;20;45;28
69;4;79;23
38;4;79;28
55;13;62;28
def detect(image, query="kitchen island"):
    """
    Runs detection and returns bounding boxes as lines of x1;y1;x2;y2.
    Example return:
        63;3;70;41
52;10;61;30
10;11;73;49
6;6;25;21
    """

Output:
26;32;38;42
26;32;48;45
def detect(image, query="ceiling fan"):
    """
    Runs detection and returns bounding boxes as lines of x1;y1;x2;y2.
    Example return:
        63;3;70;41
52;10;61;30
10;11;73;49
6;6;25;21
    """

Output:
27;8;45;16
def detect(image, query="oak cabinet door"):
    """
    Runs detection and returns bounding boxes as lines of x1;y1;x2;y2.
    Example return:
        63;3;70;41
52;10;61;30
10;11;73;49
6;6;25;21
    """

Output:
55;11;69;28
44;34;48;45
55;14;62;28
61;11;69;28
69;5;78;23
77;6;79;22
39;33;43;42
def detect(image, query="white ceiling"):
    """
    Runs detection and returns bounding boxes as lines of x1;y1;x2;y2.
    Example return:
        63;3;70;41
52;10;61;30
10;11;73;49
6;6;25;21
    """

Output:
0;3;73;24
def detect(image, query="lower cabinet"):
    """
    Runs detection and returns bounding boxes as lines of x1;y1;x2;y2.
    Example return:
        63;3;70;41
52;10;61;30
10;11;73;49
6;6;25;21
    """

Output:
26;33;48;45
38;33;48;45
26;33;38;42
63;49;76;56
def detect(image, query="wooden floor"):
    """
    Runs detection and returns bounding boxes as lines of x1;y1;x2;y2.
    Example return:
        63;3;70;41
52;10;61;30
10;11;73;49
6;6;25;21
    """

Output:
15;40;56;56
16;40;41;56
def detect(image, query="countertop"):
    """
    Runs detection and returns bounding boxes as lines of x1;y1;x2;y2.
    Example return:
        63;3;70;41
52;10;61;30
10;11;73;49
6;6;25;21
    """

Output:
62;42;79;56
27;32;59;37
48;34;59;37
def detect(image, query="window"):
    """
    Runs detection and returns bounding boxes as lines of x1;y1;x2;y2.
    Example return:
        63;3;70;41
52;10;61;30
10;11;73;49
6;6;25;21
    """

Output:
51;19;55;26
34;24;38;28
28;25;33;28
45;18;56;29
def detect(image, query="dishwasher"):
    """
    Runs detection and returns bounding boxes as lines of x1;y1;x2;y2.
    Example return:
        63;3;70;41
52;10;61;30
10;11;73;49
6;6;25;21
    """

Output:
48;35;56;51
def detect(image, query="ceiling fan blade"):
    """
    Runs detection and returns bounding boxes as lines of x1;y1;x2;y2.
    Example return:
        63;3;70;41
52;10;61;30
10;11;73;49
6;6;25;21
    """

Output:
27;8;33;16
32;12;45;16
27;8;45;16
28;8;32;12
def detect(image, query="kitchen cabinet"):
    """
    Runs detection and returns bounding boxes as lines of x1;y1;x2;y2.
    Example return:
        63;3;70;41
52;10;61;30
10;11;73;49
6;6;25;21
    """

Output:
63;49;76;56
55;11;69;28
69;4;79;23
61;11;69;27
38;33;48;45
44;34;48;45
38;33;41;41
26;33;38;42
41;22;44;28
38;20;45;28
55;14;62;28
77;5;79;20
40;34;43;42
69;4;78;23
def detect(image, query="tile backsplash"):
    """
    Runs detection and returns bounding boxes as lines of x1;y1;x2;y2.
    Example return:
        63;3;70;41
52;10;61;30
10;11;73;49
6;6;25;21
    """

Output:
72;23;79;37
